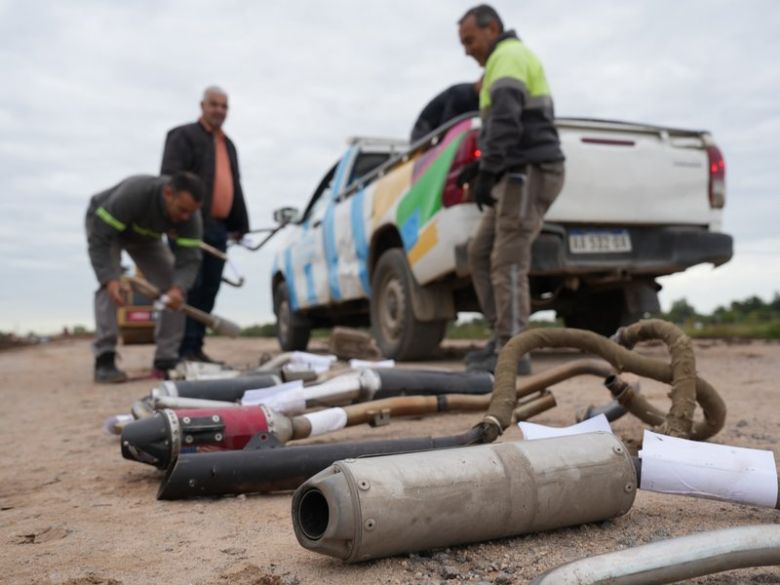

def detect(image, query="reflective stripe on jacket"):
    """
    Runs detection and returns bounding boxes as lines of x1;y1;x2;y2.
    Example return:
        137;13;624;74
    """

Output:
85;175;203;289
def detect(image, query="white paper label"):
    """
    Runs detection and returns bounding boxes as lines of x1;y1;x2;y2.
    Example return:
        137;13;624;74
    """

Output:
240;379;306;415
103;414;135;435
640;430;778;508
180;361;239;380
518;413;613;440
303;408;348;436
349;359;395;369
289;351;337;373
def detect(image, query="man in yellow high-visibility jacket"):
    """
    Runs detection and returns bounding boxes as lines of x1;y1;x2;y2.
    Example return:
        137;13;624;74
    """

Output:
457;4;566;374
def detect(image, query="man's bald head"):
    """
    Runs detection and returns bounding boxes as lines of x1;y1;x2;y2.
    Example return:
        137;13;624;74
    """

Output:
200;85;229;129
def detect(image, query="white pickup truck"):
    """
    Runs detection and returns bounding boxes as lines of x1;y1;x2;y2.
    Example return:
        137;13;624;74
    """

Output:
269;114;732;359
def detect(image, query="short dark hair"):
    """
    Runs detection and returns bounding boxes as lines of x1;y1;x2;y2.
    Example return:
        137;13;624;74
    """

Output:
169;171;206;203
459;4;504;32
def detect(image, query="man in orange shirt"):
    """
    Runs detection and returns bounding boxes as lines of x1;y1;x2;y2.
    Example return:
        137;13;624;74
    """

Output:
161;86;250;363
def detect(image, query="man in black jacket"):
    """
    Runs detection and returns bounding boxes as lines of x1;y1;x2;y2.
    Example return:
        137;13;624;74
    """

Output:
161;86;250;363
409;81;480;142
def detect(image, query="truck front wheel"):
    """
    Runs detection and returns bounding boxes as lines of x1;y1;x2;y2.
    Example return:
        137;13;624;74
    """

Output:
274;280;311;351
370;249;446;360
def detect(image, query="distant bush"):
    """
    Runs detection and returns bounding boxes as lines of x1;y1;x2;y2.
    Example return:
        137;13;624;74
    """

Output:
240;323;276;337
662;292;780;340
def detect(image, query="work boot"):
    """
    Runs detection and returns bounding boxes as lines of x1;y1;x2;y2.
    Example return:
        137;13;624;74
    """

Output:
180;349;223;365
152;358;179;380
464;338;497;364
94;351;127;384
466;352;532;376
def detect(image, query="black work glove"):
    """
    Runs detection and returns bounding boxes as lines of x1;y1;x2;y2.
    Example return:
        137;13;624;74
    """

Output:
472;171;497;211
456;161;480;187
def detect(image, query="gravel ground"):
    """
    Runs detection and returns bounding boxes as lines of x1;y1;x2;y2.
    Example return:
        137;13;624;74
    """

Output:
0;336;779;584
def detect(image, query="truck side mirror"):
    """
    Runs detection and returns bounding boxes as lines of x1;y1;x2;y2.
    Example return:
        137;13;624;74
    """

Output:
273;206;300;225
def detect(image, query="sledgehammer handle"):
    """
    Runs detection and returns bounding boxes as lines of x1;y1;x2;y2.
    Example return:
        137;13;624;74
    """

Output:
127;275;241;337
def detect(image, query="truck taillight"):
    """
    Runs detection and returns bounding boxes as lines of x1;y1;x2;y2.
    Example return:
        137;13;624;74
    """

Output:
443;130;480;207
707;145;726;209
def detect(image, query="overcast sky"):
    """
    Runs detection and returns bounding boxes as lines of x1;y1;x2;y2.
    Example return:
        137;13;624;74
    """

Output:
1;0;779;333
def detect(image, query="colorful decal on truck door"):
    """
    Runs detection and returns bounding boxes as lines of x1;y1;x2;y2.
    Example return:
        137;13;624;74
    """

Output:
371;158;415;228
397;135;463;251
351;187;371;294
411;119;473;182
408;221;439;266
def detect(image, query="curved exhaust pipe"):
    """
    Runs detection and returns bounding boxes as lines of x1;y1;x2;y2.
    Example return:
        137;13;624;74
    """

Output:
531;524;780;584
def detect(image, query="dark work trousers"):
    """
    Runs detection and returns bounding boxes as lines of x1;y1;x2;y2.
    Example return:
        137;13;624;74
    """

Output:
467;161;565;346
178;220;227;355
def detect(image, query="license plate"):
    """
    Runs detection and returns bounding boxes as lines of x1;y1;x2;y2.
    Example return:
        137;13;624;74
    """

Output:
568;229;632;254
126;310;154;322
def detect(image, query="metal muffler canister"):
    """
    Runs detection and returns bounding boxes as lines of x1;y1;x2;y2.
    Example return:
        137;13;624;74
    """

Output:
292;432;636;562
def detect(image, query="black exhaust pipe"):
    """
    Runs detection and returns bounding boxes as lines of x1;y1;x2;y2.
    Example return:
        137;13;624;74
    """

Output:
157;428;484;500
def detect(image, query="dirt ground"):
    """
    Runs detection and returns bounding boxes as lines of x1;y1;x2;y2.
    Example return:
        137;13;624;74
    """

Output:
1;335;779;585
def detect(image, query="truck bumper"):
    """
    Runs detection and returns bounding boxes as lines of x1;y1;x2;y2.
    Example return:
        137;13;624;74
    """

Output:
530;225;733;276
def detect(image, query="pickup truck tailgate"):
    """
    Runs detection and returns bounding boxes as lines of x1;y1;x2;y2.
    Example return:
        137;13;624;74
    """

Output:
547;120;719;228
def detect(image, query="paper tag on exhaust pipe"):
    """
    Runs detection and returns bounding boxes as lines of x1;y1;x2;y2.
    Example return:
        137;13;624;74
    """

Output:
103;413;135;435
639;430;778;508
303;408;348;436
289;351;337;373
348;359;395;369
241;380;306;415
518;414;612;440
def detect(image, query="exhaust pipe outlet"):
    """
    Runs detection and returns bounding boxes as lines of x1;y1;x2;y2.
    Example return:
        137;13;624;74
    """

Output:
292;433;636;562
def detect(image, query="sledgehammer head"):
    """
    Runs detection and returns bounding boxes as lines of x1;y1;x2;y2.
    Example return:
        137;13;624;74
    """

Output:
208;314;241;337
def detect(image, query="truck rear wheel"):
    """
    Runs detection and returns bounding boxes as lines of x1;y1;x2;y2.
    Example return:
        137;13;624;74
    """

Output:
370;249;446;360
274;281;311;351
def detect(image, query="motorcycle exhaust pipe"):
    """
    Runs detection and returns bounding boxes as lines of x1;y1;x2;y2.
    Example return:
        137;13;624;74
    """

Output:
120;405;293;468
292;433;636;562
157;428;484;500
301;368;493;406
121;390;555;470
129;373;284;419
153;374;283;403
146;368;492;412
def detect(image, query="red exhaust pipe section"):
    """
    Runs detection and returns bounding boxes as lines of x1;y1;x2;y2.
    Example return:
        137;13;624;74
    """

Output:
120;405;279;469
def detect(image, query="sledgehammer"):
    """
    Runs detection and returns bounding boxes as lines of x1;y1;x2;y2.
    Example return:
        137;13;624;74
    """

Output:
127;275;241;337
